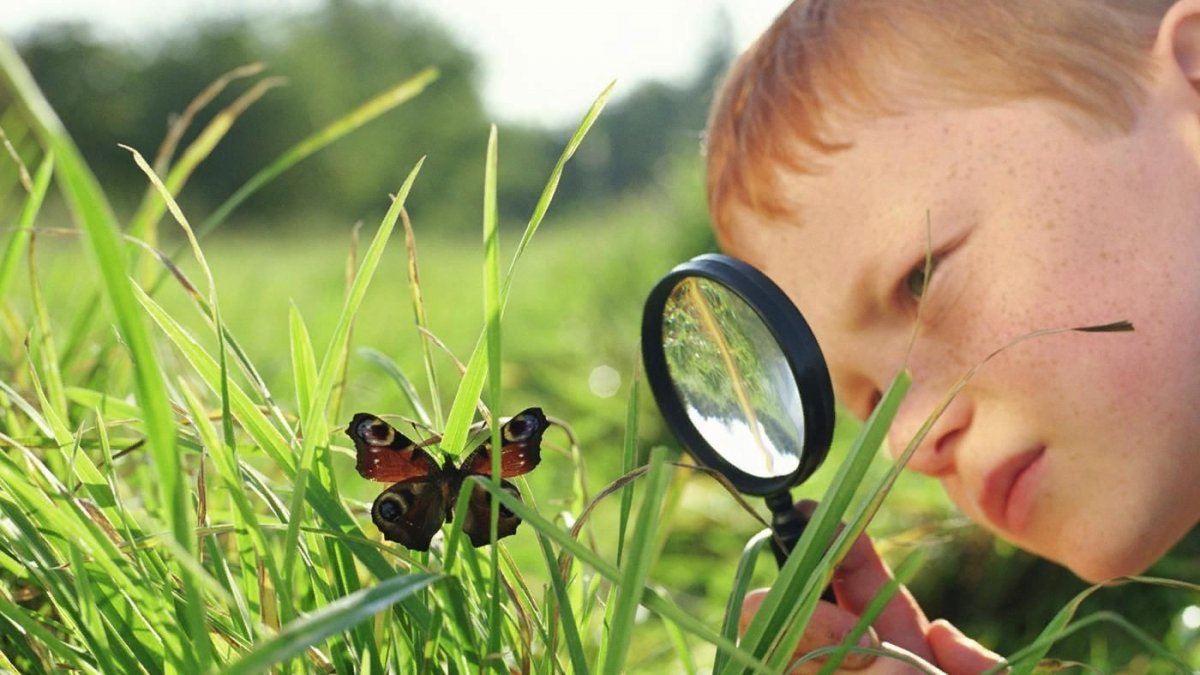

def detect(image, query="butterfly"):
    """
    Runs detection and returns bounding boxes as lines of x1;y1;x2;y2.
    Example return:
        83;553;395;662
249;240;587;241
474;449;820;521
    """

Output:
345;407;548;551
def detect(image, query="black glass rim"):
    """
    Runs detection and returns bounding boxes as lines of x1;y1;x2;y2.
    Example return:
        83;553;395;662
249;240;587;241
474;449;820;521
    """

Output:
640;253;836;496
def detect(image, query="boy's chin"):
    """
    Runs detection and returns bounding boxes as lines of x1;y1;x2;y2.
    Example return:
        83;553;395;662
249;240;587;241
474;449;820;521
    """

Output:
1055;536;1170;584
1066;556;1151;585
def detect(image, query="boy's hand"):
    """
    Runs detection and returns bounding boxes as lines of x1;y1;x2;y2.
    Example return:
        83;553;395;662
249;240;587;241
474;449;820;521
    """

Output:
738;502;1005;674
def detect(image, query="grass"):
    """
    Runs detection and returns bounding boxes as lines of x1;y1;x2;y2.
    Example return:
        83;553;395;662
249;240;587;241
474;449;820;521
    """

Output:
0;35;1197;673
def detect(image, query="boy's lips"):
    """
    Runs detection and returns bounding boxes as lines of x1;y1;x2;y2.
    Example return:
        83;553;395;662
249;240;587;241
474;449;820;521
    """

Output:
979;446;1047;533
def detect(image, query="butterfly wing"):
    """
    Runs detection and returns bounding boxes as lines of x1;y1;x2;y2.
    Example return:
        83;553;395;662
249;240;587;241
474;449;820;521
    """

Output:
455;407;547;547
460;407;548;478
346;413;439;482
371;477;449;551
461;478;524;548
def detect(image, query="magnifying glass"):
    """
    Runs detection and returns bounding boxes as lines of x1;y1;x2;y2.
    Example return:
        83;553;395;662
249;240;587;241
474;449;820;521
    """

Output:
641;253;836;565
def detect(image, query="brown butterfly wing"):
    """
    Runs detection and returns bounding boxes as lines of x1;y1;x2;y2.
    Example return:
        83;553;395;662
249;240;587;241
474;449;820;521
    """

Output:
371;476;449;551
346;413;439;483
461;479;523;548
460;407;548;479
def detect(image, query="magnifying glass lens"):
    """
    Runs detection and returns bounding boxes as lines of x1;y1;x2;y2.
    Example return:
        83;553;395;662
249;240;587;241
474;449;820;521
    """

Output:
642;254;836;565
662;277;806;479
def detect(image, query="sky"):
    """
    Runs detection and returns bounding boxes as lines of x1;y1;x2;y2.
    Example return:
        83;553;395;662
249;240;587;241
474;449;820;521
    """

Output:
3;0;785;127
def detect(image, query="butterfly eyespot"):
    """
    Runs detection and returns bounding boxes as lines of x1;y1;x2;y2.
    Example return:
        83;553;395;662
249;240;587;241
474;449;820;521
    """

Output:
505;416;531;441
378;494;409;521
359;419;394;445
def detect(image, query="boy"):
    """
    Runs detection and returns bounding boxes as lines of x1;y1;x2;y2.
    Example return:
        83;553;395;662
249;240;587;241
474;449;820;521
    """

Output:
706;0;1200;671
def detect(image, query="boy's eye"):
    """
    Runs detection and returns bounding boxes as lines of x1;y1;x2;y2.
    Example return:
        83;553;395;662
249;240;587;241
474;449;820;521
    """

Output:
903;255;940;300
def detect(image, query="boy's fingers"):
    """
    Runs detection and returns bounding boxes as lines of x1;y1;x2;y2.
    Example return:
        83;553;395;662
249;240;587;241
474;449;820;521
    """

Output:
740;589;879;671
820;510;934;662
927;620;1007;675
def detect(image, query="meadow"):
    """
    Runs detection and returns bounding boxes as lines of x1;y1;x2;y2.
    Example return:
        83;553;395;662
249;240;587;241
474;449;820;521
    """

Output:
0;37;1197;673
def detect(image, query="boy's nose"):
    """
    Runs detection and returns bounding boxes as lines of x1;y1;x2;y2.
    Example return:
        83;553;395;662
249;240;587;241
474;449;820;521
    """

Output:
883;385;972;478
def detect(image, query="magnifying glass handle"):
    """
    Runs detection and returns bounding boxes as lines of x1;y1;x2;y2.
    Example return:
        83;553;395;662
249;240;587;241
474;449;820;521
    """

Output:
765;492;837;602
765;491;809;564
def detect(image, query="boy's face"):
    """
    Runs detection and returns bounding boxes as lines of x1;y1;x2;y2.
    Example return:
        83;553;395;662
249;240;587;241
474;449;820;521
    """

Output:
725;97;1200;582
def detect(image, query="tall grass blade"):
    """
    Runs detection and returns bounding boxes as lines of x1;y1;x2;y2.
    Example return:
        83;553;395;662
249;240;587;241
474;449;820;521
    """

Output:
128;73;283;248
441;85;610;455
995;578;1179;675
714;529;773;673
729;371;910;674
0;35;184;548
197;68;437;240
616;370;640;564
610;446;674;675
0;152;52;297
289;303;318;425
224;572;441;675
356;347;430;427
0;595;96;672
133;284;433;630
399;207;442;427
480;124;507;671
0;38;200;670
468;475;768;672
281;159;424;590
815;549;926;674
177;378;283;632
536;532;589;674
503;81;614;292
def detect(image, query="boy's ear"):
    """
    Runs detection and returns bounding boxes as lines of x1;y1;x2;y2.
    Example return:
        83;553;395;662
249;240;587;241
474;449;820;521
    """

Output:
1155;0;1200;97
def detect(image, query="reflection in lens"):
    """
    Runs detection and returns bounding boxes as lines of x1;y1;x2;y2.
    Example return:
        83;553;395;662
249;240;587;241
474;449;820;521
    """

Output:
662;277;807;478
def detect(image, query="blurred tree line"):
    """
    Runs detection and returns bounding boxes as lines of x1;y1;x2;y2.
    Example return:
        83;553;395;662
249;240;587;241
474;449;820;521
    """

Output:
8;0;732;233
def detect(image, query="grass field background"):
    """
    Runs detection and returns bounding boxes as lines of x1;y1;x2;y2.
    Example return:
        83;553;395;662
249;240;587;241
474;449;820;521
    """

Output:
1;37;1197;671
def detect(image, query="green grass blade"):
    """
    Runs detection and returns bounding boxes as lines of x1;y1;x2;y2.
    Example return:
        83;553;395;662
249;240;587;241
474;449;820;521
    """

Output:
22;338;71;448
289;302;318;422
616;371;640;565
714;529;773;673
440;339;490;455
536;533;588;674
816;549;926;674
441;86;610;456
0;34;185;552
26;236;69;421
467;475;767;672
481;124;506;671
502;81;614;294
123;148;236;664
282;158;424;591
399;207;443;427
730;371;910;674
127;74;283;247
0;152;52;298
224;572;441;675
355;347;430;426
0;39;200;670
0;594;97;673
661;605;698;675
602;446;673;675
177;378;283;631
1003;583;1105;675
197;69;437;240
134;284;432;631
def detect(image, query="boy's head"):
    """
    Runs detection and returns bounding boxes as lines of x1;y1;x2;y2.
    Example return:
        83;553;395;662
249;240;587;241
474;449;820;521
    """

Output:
706;0;1200;582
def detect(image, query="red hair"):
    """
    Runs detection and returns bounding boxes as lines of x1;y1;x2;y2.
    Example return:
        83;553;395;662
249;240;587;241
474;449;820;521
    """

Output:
706;0;1171;245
